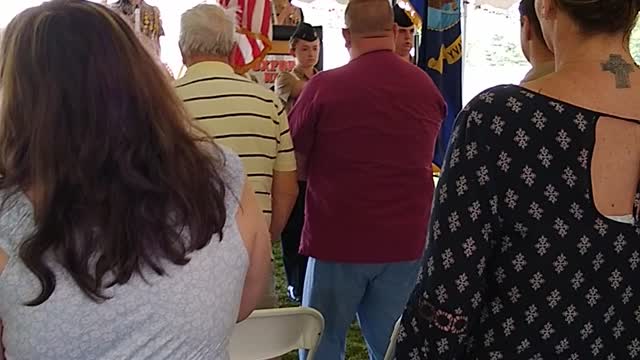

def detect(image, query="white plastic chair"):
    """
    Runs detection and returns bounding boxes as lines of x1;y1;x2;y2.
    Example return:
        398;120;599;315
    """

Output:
383;318;402;360
229;307;325;360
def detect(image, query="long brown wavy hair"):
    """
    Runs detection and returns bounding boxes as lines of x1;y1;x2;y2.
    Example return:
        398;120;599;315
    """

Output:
0;0;227;306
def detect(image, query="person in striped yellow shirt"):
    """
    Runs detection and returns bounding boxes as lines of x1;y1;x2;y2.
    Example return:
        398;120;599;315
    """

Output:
175;4;298;308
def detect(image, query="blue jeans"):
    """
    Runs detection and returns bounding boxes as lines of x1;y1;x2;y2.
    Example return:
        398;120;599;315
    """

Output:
300;258;421;360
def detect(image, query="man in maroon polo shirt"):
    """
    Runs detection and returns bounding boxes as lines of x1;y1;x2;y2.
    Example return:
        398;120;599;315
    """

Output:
289;0;445;359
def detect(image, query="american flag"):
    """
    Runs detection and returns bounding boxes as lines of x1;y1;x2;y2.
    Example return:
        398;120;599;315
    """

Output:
219;0;273;74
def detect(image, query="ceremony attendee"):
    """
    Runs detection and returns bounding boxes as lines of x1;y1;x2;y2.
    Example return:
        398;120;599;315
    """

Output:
289;0;445;358
111;0;164;56
0;1;270;359
275;23;320;113
275;22;320;302
176;4;299;309
397;0;640;358
273;0;304;26
393;3;415;63
519;0;554;82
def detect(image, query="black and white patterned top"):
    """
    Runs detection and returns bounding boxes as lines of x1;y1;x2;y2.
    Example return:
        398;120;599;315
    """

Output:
396;85;640;360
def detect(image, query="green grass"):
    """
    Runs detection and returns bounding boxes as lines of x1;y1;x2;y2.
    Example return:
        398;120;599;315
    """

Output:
272;242;369;360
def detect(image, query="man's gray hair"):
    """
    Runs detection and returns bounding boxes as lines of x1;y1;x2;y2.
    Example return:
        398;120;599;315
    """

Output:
179;4;237;58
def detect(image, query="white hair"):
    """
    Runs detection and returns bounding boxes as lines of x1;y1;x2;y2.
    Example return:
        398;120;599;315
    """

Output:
179;4;237;58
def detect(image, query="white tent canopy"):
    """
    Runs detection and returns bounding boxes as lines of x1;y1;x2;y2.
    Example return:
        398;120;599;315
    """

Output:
474;0;519;10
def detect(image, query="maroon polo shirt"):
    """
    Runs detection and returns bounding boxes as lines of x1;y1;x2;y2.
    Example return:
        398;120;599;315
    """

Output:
289;50;445;263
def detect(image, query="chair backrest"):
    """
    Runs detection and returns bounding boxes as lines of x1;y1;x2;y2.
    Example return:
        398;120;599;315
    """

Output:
383;318;402;360
229;307;325;360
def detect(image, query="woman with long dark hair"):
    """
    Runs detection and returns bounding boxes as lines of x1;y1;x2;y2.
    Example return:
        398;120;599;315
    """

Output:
0;1;270;359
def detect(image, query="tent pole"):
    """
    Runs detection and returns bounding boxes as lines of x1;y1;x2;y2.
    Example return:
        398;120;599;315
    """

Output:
462;0;469;91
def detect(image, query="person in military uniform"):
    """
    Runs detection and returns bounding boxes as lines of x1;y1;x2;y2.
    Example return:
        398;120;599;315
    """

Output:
275;23;320;113
111;0;164;56
394;3;416;63
274;22;320;303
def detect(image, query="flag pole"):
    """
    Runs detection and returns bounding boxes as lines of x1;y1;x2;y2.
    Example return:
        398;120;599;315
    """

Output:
422;1;429;71
462;0;469;90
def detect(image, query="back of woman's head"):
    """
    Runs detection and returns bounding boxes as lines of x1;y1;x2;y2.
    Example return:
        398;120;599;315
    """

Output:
556;0;640;36
0;0;227;305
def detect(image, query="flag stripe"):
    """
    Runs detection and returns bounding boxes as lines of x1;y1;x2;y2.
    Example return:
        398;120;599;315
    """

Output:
260;1;271;37
250;0;262;33
220;0;272;70
249;36;262;60
233;48;245;67
237;35;254;63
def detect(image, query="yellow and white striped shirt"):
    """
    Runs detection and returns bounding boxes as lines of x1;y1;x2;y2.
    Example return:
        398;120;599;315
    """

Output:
175;61;296;223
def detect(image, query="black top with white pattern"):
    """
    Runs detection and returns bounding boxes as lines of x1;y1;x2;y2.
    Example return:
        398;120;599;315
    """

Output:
396;85;640;360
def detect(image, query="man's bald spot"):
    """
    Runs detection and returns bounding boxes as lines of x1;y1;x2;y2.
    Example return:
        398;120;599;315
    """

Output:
345;0;394;37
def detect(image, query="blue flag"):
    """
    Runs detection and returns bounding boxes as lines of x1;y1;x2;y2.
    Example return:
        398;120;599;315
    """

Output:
411;0;463;168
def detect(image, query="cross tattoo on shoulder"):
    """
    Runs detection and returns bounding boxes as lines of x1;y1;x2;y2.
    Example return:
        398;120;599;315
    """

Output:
601;54;635;89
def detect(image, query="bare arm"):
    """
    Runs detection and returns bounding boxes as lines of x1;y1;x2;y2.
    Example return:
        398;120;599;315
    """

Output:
271;98;298;241
236;180;271;322
270;171;299;242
